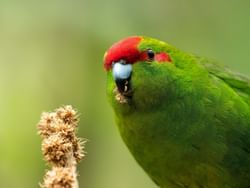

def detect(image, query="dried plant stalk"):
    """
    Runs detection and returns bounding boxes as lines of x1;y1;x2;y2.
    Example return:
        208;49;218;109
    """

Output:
38;105;85;188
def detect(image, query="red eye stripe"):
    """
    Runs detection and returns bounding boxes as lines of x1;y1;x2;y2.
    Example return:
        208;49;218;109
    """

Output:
139;51;172;63
155;52;172;63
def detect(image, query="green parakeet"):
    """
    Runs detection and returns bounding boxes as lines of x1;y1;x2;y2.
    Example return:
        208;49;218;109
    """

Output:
103;36;250;188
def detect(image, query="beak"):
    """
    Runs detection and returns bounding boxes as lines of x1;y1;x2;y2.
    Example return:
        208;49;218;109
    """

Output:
112;60;132;94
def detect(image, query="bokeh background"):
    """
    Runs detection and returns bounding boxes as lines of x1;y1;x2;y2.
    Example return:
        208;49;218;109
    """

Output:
0;0;250;187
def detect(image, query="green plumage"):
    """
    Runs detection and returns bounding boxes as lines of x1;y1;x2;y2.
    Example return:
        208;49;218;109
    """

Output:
105;37;250;188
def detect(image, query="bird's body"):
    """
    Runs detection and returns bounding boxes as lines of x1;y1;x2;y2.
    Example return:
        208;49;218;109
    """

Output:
104;36;250;188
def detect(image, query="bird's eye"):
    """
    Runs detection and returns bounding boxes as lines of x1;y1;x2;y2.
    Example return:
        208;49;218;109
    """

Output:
147;49;155;60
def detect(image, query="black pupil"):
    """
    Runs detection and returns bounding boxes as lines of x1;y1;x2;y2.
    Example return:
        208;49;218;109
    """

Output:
147;49;155;59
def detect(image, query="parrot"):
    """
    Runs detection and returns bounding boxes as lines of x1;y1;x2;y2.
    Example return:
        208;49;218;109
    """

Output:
103;36;250;188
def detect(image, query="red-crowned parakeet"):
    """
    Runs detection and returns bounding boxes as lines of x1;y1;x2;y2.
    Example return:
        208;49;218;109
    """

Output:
103;36;250;188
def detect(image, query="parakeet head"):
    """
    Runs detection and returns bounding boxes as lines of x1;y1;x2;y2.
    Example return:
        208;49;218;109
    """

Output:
104;36;202;112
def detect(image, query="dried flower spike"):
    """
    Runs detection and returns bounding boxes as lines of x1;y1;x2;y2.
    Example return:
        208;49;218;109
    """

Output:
38;105;85;188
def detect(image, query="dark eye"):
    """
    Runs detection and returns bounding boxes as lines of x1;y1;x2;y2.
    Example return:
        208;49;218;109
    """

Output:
147;49;155;60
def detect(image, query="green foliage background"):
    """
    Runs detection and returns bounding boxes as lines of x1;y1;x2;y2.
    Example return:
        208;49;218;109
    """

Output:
0;1;249;187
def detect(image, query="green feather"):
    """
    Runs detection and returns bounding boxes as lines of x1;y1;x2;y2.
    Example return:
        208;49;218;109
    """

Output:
198;57;250;106
106;36;250;188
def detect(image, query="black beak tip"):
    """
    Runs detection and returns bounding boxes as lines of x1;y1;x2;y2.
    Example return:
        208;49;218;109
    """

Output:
115;77;131;93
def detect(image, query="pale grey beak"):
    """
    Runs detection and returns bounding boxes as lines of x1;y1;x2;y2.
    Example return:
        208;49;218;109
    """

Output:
112;60;132;93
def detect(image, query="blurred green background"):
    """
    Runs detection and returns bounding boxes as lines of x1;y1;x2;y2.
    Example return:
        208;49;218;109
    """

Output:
0;0;250;187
